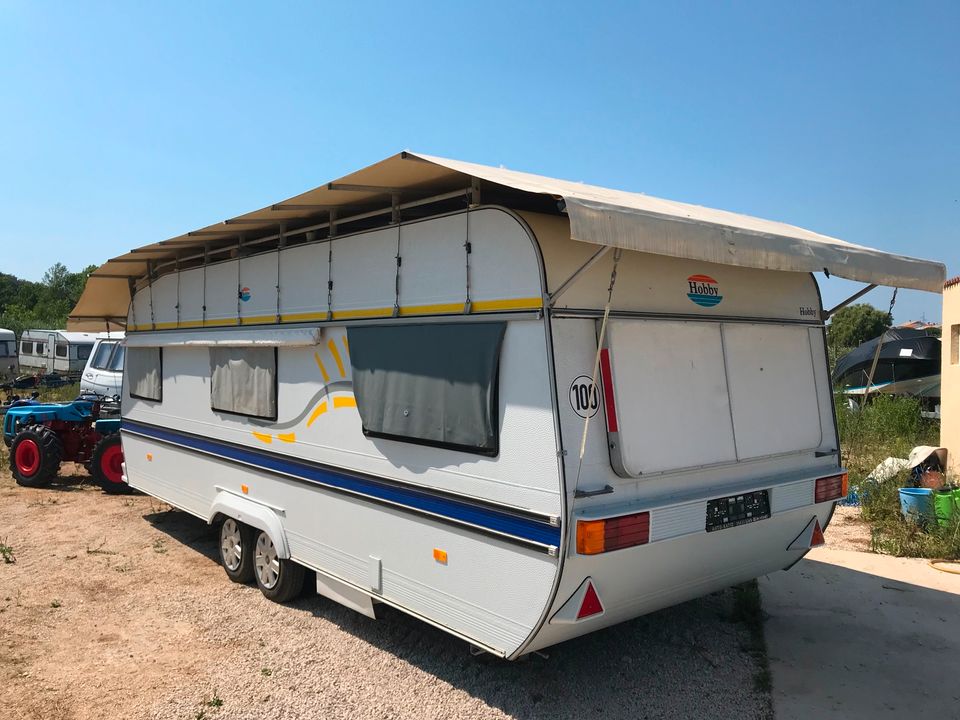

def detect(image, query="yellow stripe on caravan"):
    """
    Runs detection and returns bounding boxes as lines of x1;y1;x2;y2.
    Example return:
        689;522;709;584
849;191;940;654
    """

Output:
127;297;543;333
280;311;329;323
327;339;345;377
330;307;393;320
251;431;273;444
313;352;330;382
306;401;328;427
239;315;277;326
333;395;357;409
471;297;543;312
276;432;296;443
397;302;464;316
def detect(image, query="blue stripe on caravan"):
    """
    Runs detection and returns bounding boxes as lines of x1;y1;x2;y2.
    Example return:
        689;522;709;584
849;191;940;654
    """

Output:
121;419;561;550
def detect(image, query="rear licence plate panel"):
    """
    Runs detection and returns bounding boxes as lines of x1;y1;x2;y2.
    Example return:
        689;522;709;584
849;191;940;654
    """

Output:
705;490;771;532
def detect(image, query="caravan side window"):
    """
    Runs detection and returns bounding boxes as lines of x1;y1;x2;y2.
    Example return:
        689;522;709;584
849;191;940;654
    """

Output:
209;347;277;420
347;322;506;456
55;344;68;358
127;347;163;402
20;341;33;355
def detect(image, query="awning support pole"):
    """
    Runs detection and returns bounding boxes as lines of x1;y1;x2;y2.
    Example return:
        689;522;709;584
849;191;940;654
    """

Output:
821;283;878;320
549;246;612;307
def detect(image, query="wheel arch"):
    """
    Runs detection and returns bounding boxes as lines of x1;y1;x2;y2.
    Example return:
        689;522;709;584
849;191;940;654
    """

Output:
208;491;290;559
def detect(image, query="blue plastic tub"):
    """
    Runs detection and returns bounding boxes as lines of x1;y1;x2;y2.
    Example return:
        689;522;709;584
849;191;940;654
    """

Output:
899;488;934;523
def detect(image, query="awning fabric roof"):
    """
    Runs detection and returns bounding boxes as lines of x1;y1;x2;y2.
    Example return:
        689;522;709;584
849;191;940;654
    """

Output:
68;151;946;330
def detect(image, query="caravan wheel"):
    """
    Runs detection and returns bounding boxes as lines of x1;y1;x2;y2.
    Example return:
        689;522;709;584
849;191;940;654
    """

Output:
253;530;304;602
219;518;255;583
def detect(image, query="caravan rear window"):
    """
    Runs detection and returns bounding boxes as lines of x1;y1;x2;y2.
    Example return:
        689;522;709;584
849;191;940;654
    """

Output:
347;322;506;456
210;347;277;420
127;347;163;402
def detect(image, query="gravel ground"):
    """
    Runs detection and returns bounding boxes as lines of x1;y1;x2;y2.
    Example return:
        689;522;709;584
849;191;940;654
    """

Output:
0;465;773;720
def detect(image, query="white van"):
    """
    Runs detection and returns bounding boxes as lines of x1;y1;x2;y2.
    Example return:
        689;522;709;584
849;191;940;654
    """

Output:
71;152;945;659
80;333;125;397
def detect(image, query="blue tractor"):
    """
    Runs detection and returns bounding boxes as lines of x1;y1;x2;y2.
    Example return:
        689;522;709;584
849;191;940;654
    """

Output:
3;394;128;493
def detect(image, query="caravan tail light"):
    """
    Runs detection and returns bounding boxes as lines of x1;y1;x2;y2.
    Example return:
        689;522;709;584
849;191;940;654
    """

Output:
814;473;848;503
576;511;650;555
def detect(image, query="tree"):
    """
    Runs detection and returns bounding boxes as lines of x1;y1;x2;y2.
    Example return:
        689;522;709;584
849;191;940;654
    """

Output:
827;303;891;350
0;263;99;337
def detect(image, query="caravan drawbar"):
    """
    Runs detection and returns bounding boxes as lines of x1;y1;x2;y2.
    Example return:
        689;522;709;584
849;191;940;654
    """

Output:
71;152;945;658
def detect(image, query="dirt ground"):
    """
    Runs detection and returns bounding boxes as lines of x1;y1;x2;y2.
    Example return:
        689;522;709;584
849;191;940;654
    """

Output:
0;465;782;720
822;505;872;553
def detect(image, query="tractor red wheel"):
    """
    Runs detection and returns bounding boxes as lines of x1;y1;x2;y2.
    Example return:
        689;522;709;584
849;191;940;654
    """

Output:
10;425;62;488
90;434;131;494
15;438;40;476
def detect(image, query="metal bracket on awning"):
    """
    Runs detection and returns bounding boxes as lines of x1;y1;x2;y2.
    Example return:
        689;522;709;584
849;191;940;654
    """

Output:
820;283;878;320
548;246;612;307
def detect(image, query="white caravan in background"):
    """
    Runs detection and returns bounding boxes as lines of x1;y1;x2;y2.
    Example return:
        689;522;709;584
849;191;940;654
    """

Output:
71;152;945;659
80;332;126;397
0;328;17;379
18;329;96;377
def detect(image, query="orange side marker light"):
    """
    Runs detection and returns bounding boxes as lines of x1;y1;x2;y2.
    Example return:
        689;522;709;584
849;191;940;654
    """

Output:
433;548;448;565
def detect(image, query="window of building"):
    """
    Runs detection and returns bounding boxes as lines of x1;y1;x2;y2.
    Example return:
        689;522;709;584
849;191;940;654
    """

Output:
210;347;277;420
952;324;959;365
127;347;162;402
55;344;68;358
347;322;506;456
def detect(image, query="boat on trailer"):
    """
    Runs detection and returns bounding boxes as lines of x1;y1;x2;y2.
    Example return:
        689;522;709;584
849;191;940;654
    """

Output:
70;152;945;658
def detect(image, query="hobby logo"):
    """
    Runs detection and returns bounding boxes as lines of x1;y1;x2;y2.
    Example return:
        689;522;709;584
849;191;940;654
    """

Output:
686;274;723;308
239;286;252;302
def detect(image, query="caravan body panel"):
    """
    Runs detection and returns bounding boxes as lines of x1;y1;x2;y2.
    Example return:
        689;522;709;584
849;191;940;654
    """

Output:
123;205;842;658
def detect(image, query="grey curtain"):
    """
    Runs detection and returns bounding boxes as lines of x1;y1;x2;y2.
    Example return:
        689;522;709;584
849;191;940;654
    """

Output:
210;346;277;419
127;346;162;401
347;323;506;455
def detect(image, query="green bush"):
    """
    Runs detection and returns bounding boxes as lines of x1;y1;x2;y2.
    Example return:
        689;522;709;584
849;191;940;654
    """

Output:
839;393;955;559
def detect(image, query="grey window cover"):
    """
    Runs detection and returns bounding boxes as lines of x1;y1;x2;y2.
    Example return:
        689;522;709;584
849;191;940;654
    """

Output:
348;323;506;456
127;346;162;402
210;346;277;420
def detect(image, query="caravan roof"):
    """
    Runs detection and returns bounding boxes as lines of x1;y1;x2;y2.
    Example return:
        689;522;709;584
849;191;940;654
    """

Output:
22;329;97;343
69;152;946;330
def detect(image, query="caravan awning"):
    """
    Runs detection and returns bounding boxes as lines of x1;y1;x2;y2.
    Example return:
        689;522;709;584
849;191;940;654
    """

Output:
69;151;946;330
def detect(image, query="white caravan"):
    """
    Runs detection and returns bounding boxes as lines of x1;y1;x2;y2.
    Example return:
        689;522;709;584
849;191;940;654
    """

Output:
0;328;17;379
71;152;944;659
80;332;126;397
18;329;96;376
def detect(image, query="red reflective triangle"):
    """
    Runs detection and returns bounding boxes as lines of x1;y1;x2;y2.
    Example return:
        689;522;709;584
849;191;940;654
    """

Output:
810;518;825;547
577;581;604;619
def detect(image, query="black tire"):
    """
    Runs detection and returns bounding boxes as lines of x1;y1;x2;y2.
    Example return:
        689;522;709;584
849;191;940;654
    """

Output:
219;518;255;584
10;424;62;487
90;434;131;494
252;530;304;602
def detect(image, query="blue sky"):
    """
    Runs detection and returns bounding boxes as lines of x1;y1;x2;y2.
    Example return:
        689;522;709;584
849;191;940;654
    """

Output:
1;1;957;322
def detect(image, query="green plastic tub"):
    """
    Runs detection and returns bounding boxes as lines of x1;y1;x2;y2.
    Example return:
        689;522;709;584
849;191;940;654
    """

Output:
934;489;960;527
